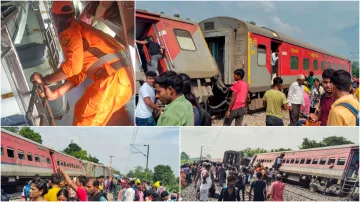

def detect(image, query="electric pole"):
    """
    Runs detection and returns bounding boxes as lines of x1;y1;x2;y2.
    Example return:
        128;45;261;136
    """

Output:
109;156;113;168
130;144;150;177
200;146;204;161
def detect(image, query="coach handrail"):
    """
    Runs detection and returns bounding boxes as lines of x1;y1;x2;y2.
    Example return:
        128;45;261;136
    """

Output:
135;43;142;68
160;33;175;69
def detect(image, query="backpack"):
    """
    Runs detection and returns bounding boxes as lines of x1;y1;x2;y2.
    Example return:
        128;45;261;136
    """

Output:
235;174;245;188
336;103;359;126
24;184;31;199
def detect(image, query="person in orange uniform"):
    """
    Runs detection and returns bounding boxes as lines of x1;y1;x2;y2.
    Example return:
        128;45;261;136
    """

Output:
31;1;133;126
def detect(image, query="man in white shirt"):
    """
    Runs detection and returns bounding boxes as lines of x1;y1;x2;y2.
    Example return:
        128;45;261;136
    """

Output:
271;50;279;85
135;71;161;126
125;182;135;201
287;74;305;125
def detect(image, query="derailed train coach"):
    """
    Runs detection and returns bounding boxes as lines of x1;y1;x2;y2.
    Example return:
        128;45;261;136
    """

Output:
1;128;114;193
135;10;221;105
250;144;359;196
199;17;352;111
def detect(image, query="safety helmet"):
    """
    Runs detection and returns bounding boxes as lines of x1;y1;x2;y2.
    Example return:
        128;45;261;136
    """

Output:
135;179;141;185
51;1;75;15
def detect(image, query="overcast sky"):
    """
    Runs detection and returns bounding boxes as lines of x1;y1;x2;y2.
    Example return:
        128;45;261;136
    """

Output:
31;127;180;177
181;127;359;159
137;1;359;60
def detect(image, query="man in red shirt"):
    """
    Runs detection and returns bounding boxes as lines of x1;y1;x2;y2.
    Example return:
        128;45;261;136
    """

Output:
57;168;88;201
309;69;335;126
224;69;249;126
268;174;285;201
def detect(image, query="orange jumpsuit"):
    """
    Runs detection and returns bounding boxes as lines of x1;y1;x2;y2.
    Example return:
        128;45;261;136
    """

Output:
59;19;133;126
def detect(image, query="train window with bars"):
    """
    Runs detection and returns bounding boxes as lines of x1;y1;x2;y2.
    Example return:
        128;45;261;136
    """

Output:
300;159;305;164
7;147;15;158
173;29;196;51
303;58;310;70
1;145;3;156
35;154;40;162
40;156;46;163
306;158;311;164
27;152;33;161
282;159;286;163
257;45;266;66
290;159;295;163
328;158;336;165
286;159;290;163
321;61;325;70
337;157;346;165
319;157;327;165
290;56;298;70
312;158;318;164
313;60;318;70
46;158;51;164
295;158;300;164
327;62;331;69
18;150;25;160
338;64;341;70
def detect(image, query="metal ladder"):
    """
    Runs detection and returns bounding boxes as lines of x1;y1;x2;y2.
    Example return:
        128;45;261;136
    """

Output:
341;177;358;195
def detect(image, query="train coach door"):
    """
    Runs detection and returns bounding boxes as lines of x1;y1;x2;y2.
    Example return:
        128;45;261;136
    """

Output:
345;150;359;178
271;40;282;82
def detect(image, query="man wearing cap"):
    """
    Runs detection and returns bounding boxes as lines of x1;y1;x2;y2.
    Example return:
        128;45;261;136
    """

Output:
287;74;305;125
31;1;133;126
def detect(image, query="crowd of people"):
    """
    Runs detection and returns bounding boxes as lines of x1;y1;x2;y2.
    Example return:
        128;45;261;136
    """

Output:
15;168;177;201
181;159;286;201
135;71;212;126
264;69;359;126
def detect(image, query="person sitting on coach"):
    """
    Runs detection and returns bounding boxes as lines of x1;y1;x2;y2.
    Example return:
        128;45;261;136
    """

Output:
31;1;133;126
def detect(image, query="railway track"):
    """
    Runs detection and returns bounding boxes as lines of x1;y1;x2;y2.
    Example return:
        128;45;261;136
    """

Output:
181;180;350;201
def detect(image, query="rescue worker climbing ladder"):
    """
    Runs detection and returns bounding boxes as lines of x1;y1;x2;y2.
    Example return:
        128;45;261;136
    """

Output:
31;1;134;126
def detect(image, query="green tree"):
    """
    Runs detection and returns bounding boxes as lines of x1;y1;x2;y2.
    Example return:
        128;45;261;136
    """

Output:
241;147;268;157
2;127;20;133
174;14;180;18
322;136;354;146
126;166;153;181
247;21;256;25
63;142;99;163
181;152;190;160
18;127;42;144
88;154;99;163
352;61;359;78
153;165;176;186
299;138;324;149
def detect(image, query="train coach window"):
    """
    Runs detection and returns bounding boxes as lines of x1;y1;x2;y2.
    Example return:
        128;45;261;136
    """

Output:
1;145;3;156
321;61;325;70
300;159;305;164
306;158;311;164
18;150;25;160
313;60;318;70
319;158;327;165
27;153;33;161
312;158;318;164
286;159;290;163
337;157;346;165
7;147;15;158
303;58;310;70
332;63;337;70
40;156;46;163
57;161;60;166
257;45;266;66
338;64;341;70
282;159;286;163
35;155;40;162
46;158;51;164
290;159;295;163
327;62;331;69
173;29;196;51
295;158;300;164
290;56;298;70
328;158;336;165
